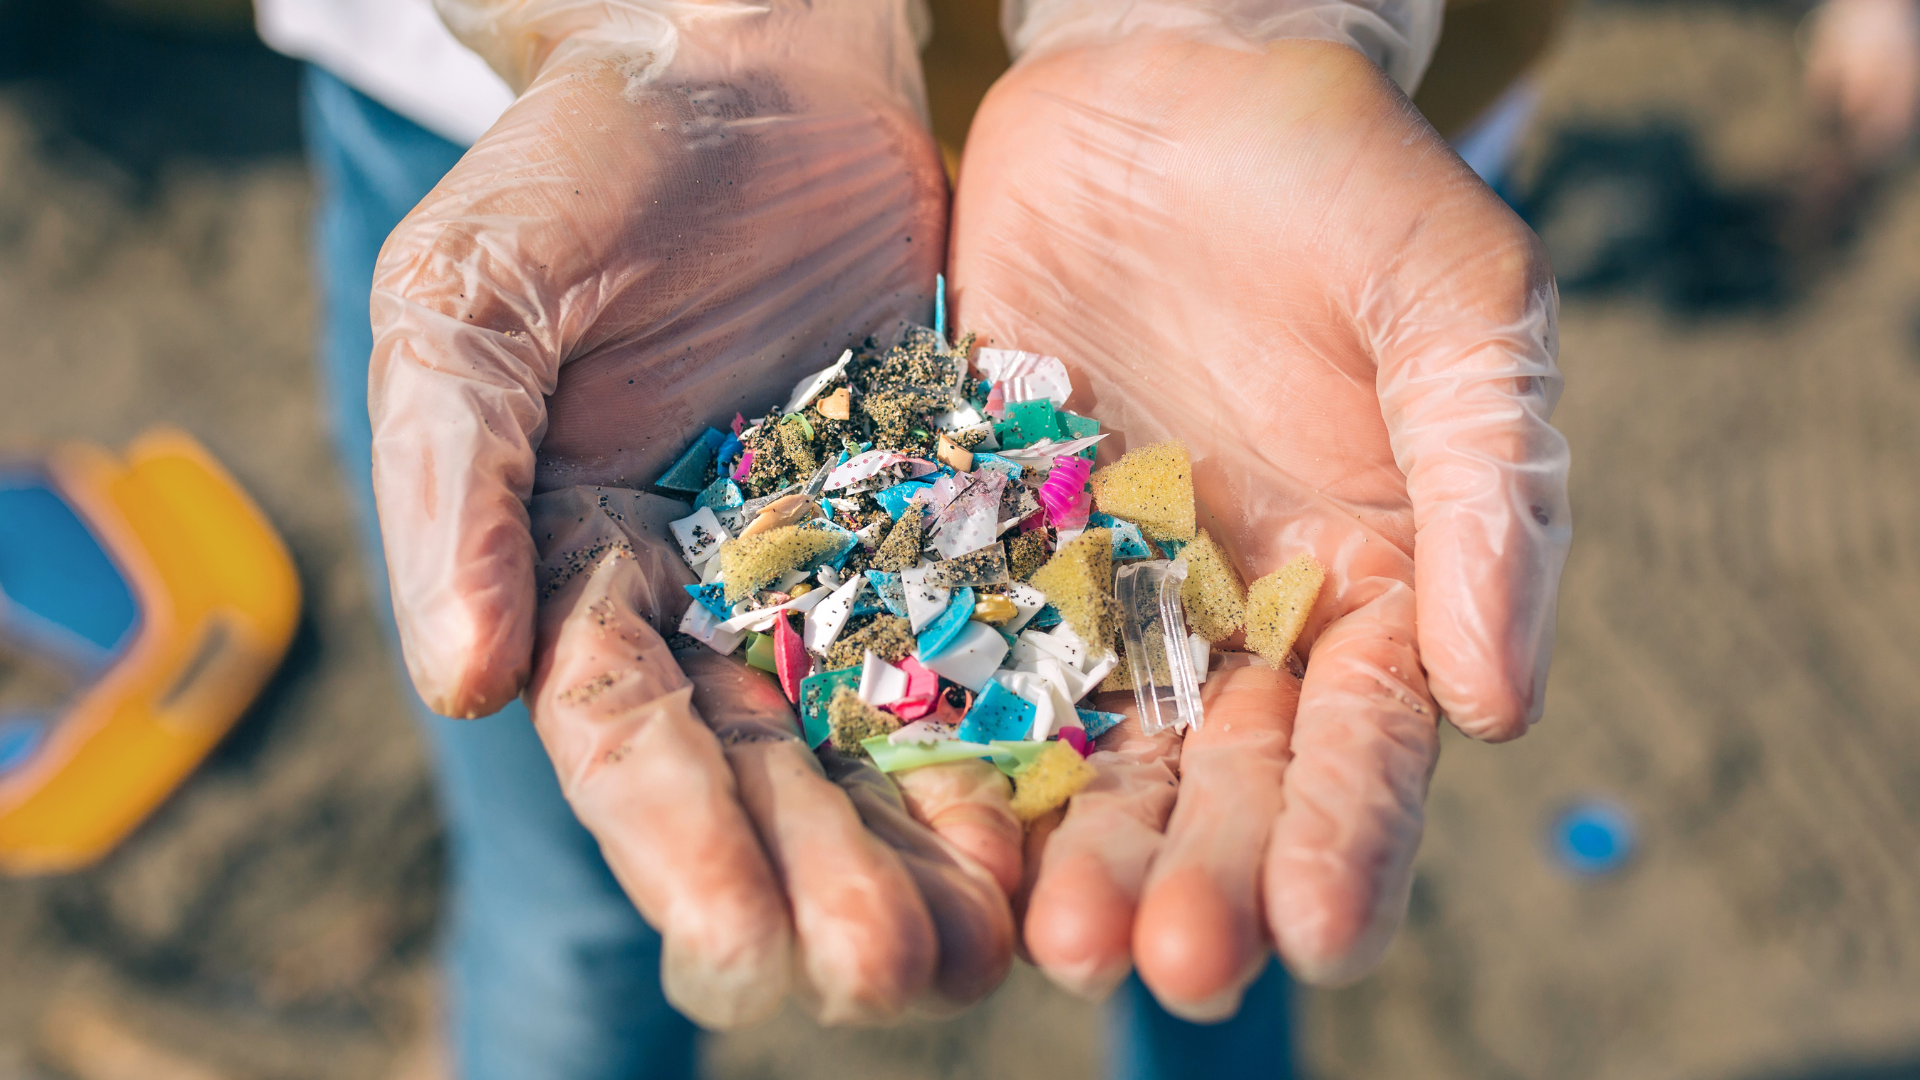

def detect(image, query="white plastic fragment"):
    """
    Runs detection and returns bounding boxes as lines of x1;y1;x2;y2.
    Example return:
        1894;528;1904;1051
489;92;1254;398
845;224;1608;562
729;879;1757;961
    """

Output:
680;600;747;655
1001;583;1047;634
900;566;951;633
783;348;852;414
888;720;957;745
802;574;865;652
976;348;1073;408
825;449;915;491
993;434;1108;466
716;587;830;634
1190;633;1210;684
931;405;985;431
668;506;729;567
1074;653;1119;700
858;651;910;707
920;622;1010;691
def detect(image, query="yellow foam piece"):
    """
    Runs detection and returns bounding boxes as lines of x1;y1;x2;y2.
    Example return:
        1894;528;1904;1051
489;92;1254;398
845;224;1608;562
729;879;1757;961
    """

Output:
1090;442;1195;542
828;687;901;753
1180;528;1247;642
1029;529;1118;652
1006;531;1049;581
718;525;843;602
1244;554;1327;666
1009;740;1098;823
871;504;926;572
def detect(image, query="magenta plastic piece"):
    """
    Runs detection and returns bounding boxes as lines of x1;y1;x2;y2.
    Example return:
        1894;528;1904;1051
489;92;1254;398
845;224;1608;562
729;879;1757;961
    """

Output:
732;449;755;481
731;412;747;435
774;614;811;703
1059;727;1091;757
1039;456;1092;529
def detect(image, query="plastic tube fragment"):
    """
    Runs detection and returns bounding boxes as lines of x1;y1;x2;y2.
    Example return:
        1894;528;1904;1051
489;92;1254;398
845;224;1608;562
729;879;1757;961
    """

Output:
1114;558;1205;735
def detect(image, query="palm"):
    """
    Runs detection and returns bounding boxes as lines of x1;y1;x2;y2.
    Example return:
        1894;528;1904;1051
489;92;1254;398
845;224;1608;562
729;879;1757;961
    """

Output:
952;35;1568;1011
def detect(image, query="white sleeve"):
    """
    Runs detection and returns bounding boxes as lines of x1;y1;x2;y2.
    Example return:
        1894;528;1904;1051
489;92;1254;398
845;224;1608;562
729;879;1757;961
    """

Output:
1001;0;1445;94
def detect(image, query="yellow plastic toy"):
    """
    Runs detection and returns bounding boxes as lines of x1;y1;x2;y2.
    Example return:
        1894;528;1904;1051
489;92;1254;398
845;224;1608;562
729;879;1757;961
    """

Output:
0;428;300;873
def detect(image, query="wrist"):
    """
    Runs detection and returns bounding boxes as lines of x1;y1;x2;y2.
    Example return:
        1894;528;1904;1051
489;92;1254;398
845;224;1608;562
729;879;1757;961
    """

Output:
1003;0;1444;93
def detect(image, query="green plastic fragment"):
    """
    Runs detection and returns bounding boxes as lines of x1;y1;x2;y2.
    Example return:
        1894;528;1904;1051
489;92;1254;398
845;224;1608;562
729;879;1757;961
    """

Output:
798;665;861;748
988;740;1051;776
745;632;778;673
1059;412;1101;459
992;399;1063;450
861;737;999;773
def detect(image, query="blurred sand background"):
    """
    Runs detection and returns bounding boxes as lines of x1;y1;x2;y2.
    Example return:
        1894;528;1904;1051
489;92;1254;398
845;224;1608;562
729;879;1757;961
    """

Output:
1;1;1918;1078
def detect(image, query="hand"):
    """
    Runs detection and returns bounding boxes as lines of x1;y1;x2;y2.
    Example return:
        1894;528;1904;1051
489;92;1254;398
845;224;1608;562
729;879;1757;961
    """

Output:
1806;0;1920;164
369;5;1020;1026
953;34;1570;1016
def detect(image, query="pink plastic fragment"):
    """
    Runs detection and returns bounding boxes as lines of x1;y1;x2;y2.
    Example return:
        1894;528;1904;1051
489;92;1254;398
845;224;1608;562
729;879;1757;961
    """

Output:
985;381;1008;419
1038;456;1092;530
732;449;754;481
887;657;942;720
773;614;811;703
1019;508;1048;533
732;413;747;435
1059;727;1091;757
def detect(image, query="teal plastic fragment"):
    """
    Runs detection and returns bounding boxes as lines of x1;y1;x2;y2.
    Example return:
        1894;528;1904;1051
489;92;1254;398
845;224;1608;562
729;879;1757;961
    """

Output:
697;476;743;512
866;570;908;617
799;666;861;748
1155;538;1187;560
875;479;934;519
1077;708;1124;740
1059;412;1101;459
657;428;726;492
956;681;1034;743
1028;604;1063;631
861;736;1001;773
987;740;1051;776
968;379;992;408
916;587;975;659
934;273;948;340
971;453;1023;480
799;519;860;569
684;583;730;620
1089;512;1153;560
992;399;1062;450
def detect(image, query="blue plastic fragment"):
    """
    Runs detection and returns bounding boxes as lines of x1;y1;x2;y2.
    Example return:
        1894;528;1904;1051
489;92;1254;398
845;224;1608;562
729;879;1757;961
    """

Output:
1027;604;1063;631
850;600;886;619
1089;512;1152;560
1076;708;1124;740
875;480;934;519
866;570;908;618
715;432;743;471
657;428;727;492
972;453;1023;480
1550;800;1635;876
684;583;731;620
934;273;948;340
1155;538;1187;560
957;680;1036;744
697;477;743;512
916;587;976;659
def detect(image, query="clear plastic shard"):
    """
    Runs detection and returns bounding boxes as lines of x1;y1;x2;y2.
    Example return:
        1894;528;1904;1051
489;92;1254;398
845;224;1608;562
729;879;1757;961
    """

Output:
1114;558;1205;735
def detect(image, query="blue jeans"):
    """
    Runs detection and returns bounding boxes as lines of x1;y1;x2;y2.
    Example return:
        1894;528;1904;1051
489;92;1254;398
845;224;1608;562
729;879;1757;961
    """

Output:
298;63;1294;1080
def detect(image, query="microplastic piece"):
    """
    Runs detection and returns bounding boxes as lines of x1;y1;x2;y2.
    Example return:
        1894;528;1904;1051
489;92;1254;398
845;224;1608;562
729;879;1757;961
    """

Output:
896;655;941;704
1001;583;1048;633
828;686;900;752
1006;532;1050;582
816;386;851;420
668;506;729;567
798;519;860;569
871;503;927;572
956;680;1036;744
916;587;976;659
783;348;853;414
1028;529;1118;652
991;433;1108;466
1550;800;1636;875
1007;740;1097;823
858;651;910;707
731;450;754;482
798;665;861;747
1179;527;1248;642
1244;553;1328;667
678;599;747;656
1115;558;1205;736
1058;727;1091;757
738;492;819;538
919;621;1010;691
1057;413;1101;459
865;569;908;617
1189;633;1210;684
802;573;866;653
714;584;829;634
975;348;1073;409
824;616;915;671
888;720;957;745
744;632;778;674
825;449;915;491
1089;441;1196;542
924;546;1010;589
684;583;730;621
1038;455;1093;531
925;469;1008;559
899;566;952;633
874;480;934;520
936;433;974;474
1088;512;1152;560
972;593;1017;625
1076;708;1124;740
696;477;746;534
931;406;985;432
862;737;997;773
1027;603;1063;631
933;273;948;340
774;615;811;702
992;399;1064;450
971;453;1023;480
657;428;727;492
717;525;844;602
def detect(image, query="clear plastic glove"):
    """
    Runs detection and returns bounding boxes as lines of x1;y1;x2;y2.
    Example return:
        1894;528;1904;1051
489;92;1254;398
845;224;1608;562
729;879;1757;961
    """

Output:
1805;0;1920;163
953;31;1570;1017
369;0;1022;1027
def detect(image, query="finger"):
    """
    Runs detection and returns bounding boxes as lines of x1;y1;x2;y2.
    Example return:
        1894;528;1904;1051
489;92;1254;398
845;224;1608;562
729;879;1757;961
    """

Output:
1264;583;1439;986
678;652;939;1026
1020;703;1181;1000
1132;662;1298;1021
1361;122;1572;741
526;490;792;1029
825;754;1017;1015
894;760;1024;896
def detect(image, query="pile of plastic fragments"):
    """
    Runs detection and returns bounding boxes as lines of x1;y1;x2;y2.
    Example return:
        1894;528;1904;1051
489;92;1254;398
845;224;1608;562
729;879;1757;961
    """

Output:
656;294;1325;824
